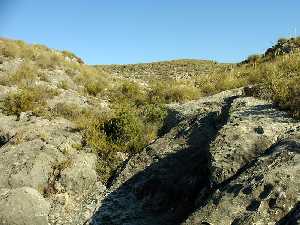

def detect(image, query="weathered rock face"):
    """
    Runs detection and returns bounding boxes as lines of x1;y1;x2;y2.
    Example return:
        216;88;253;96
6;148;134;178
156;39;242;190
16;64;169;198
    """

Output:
0;187;50;225
88;88;299;225
184;133;300;225
0;87;299;225
0;113;106;225
209;97;296;185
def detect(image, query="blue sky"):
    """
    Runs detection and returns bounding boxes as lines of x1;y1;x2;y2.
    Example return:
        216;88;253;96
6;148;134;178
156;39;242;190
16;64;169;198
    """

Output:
1;1;300;64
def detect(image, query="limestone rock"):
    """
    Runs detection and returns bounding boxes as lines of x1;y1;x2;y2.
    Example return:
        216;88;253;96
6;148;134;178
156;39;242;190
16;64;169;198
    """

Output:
88;89;300;225
0;187;50;225
60;153;98;193
0;111;106;225
209;96;297;184
183;132;300;225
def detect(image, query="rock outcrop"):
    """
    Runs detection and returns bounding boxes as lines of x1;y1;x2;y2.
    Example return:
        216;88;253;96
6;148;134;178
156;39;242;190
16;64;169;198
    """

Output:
0;114;106;225
88;88;299;225
0;88;299;225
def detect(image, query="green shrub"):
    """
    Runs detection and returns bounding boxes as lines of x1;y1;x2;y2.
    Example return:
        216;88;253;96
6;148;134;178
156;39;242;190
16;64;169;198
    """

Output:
120;81;142;99
194;75;217;95
2;85;59;117
84;79;106;96
103;108;145;153
73;110;118;182
109;80;146;105
227;51;300;118
140;103;167;123
250;54;300;118
73;104;162;183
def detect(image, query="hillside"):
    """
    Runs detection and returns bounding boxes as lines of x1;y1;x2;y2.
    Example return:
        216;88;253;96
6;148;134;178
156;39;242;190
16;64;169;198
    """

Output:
96;59;231;81
0;38;299;225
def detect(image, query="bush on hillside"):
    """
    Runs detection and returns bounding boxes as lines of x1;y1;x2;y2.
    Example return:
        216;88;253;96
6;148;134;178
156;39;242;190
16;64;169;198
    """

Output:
0;41;20;58
140;103;167;123
103;108;145;153
36;53;62;69
109;80;146;105
73;66;108;96
2;85;59;117
51;102;83;120
249;54;300;118
148;80;200;103
8;63;39;86
57;80;71;90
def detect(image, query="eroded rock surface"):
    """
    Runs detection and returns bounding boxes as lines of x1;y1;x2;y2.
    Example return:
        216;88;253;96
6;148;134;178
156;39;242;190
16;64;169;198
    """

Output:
184;132;300;225
0;187;50;225
88;88;299;225
0;113;106;225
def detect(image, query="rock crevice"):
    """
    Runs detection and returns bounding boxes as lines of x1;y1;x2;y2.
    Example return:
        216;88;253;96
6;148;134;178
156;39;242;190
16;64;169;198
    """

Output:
88;89;299;225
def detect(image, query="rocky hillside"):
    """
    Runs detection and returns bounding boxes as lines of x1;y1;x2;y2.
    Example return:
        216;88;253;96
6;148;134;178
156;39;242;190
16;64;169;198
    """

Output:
96;59;230;81
0;38;299;225
242;36;300;65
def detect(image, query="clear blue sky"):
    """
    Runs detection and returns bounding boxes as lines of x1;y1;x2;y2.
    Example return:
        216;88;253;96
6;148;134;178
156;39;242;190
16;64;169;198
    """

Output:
1;1;300;65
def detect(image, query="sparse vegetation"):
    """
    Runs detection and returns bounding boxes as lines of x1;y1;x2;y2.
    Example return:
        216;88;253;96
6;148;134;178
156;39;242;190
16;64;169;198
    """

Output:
0;39;20;58
148;80;200;103
2;85;59;118
8;62;39;86
62;50;84;64
242;53;300;118
96;59;228;81
73;66;108;96
109;80;146;105
51;102;83;120
36;53;63;69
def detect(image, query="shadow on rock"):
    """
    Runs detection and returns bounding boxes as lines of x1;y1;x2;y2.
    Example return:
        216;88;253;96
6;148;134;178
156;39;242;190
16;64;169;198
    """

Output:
88;96;238;225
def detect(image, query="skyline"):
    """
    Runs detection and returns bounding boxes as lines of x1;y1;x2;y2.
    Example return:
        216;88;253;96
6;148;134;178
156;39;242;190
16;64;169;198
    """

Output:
1;1;300;65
